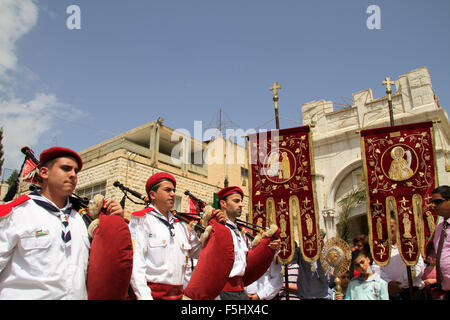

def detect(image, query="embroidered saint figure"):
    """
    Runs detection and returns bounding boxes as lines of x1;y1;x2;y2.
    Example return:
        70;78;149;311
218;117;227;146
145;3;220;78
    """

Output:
388;146;413;181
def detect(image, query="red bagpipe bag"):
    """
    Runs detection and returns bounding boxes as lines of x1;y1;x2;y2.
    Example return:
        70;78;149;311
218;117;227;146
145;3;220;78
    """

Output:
248;126;320;264
243;225;280;286
360;121;438;266
87;212;133;300
183;219;235;300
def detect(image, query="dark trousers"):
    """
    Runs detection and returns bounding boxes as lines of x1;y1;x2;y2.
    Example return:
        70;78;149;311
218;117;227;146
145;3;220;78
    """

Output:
220;291;250;300
390;287;425;300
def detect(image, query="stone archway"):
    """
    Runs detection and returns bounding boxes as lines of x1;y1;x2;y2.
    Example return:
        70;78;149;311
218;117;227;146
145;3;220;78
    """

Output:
325;159;368;239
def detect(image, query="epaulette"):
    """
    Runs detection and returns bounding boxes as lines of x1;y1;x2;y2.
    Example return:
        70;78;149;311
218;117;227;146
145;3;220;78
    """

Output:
131;207;154;218
0;195;31;218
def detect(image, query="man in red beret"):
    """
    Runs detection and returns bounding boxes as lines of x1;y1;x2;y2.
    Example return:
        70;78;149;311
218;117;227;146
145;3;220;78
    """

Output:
216;186;281;300
129;172;203;300
216;186;250;300
0;147;123;299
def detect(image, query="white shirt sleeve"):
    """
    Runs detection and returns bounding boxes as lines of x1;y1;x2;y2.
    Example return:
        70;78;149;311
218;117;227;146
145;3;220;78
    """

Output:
188;226;202;259
129;218;153;300
257;262;283;300
412;256;425;288
0;215;18;273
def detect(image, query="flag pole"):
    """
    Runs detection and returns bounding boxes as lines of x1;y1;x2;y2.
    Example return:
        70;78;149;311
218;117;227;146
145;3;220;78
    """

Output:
269;81;291;299
382;76;415;300
269;81;281;130
382;77;395;127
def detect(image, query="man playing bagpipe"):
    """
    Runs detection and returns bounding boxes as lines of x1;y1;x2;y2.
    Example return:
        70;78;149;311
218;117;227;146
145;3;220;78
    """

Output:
216;186;282;300
129;172;227;300
0;147;123;299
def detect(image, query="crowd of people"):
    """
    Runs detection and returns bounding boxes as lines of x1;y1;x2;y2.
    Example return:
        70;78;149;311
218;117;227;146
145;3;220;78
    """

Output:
0;146;449;301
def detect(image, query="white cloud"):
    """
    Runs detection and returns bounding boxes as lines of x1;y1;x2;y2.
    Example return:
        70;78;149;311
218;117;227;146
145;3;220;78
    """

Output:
0;0;38;81
0;94;83;169
0;1;85;172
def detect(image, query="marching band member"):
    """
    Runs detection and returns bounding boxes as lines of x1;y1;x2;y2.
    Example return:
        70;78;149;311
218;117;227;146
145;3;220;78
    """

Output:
129;172;226;300
216;186;282;300
0;147;123;299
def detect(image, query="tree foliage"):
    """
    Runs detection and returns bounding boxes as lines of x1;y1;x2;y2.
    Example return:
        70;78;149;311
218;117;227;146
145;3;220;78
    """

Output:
337;184;366;242
6;170;19;186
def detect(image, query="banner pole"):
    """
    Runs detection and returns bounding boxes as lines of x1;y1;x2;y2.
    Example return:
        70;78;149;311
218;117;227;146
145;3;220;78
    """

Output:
382;76;414;300
269;81;290;300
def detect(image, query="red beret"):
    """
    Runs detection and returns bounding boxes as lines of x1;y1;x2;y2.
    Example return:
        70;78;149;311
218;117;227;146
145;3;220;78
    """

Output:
145;172;176;194
217;186;244;201
40;147;83;171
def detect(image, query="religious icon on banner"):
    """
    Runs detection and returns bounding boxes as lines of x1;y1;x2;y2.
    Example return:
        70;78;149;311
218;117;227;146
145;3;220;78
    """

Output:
248;126;320;264
382;145;418;182
360;121;438;266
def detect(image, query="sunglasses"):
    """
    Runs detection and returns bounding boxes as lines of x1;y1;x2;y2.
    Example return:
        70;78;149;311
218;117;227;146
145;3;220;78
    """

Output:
432;199;447;206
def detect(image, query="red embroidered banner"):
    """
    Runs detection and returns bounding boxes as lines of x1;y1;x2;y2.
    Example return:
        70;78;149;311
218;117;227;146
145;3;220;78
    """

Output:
360;121;438;266
248;126;320;264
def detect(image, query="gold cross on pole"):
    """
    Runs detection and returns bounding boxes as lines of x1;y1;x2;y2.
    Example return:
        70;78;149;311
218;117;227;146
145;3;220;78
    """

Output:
269;81;281;129
269;81;282;99
382;77;395;100
382;76;395;126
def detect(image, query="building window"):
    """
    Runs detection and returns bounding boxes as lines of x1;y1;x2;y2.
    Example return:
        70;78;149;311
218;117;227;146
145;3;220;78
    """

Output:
241;167;248;179
76;182;106;200
174;195;182;211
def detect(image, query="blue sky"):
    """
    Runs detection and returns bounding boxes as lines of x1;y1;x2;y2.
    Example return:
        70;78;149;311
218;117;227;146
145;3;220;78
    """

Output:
1;0;449;176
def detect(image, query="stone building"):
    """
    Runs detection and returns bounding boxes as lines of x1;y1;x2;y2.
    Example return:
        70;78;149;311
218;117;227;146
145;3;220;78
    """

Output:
304;67;450;240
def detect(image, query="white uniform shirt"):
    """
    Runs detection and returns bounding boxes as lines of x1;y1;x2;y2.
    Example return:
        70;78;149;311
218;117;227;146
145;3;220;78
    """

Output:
246;255;283;300
0;197;90;299
379;245;425;289
226;219;249;278
129;205;201;300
